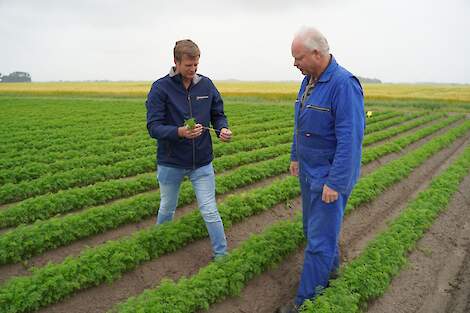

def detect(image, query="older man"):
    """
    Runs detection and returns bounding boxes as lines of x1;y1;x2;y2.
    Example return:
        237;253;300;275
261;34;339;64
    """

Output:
279;27;365;313
145;39;232;259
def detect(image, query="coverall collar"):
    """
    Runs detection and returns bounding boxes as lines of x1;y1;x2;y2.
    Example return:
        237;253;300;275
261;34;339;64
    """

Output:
312;55;338;83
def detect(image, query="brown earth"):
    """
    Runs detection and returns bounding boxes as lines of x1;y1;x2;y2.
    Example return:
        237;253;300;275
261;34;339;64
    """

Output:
366;164;470;313
0;119;467;313
3;115;451;283
33;129;470;313
202;134;470;313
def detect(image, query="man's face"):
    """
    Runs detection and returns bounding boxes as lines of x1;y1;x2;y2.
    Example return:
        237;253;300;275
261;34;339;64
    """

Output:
291;39;318;76
175;55;199;81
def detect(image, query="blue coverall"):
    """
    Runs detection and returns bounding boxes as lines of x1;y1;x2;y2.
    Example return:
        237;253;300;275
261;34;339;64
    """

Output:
291;56;365;305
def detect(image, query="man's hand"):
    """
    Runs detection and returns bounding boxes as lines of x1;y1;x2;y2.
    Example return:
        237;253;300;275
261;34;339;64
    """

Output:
178;124;203;139
219;128;232;142
290;161;299;176
322;184;338;203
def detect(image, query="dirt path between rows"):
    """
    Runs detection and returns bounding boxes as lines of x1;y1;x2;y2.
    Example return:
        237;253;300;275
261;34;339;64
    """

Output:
0;173;288;285
34;132;470;313
365;115;445;148
202;134;470;313
366;162;470;313
1;118;461;284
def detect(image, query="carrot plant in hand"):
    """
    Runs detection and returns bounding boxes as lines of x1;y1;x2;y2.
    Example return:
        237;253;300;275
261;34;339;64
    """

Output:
184;118;196;130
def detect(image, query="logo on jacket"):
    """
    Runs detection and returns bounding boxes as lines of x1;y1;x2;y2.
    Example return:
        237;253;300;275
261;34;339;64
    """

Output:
196;95;209;100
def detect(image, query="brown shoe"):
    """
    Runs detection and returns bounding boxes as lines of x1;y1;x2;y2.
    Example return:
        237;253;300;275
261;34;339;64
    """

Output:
276;302;299;313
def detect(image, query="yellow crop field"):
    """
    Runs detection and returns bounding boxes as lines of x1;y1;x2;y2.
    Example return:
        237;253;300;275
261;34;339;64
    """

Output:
0;81;469;103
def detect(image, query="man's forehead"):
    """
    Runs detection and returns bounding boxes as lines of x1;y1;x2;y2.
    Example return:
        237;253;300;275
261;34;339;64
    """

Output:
292;44;307;57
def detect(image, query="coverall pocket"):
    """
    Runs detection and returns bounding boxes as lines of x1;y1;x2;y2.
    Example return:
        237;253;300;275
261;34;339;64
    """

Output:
302;104;333;136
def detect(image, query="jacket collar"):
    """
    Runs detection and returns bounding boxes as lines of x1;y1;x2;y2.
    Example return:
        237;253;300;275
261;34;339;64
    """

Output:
308;55;338;83
169;66;202;85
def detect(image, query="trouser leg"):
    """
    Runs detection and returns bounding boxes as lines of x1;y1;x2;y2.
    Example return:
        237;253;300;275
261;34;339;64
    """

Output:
156;165;185;224
190;163;227;257
295;190;348;306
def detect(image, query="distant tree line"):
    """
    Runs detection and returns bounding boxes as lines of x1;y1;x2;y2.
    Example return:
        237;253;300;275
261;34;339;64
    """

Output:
357;76;381;84
0;72;32;83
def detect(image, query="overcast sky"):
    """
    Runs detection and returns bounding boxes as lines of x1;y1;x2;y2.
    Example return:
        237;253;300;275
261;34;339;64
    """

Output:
1;0;469;83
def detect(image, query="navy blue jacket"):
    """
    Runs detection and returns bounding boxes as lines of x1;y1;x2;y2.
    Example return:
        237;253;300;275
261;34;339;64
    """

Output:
146;68;228;169
291;56;365;195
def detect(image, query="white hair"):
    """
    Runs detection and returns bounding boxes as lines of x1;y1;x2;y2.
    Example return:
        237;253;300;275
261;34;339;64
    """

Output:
295;26;330;55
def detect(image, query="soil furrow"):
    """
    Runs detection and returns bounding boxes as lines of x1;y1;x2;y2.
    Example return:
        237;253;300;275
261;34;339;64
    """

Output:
365;160;470;313
201;132;470;313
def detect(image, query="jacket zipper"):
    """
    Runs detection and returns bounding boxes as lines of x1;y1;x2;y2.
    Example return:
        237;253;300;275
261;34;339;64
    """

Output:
296;100;300;174
187;91;196;170
305;104;330;112
297;79;317;174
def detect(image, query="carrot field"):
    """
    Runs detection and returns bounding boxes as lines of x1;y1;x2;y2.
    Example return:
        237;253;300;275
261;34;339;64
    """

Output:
0;82;470;313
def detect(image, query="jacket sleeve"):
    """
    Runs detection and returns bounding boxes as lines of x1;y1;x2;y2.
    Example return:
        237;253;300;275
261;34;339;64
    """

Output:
145;82;180;141
209;81;229;134
326;77;365;194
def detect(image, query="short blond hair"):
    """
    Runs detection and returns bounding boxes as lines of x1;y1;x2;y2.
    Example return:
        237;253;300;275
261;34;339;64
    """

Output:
174;39;200;61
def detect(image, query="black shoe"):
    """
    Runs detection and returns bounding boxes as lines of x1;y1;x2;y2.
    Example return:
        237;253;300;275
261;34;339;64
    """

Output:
329;269;339;280
276;302;299;313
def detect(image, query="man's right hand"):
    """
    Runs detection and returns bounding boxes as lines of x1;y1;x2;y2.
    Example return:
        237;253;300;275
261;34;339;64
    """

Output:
290;161;299;176
178;124;203;139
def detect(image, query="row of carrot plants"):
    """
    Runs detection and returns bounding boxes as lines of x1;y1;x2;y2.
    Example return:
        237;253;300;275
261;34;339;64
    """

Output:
362;114;463;164
107;118;470;313
0;108;292;164
0;121;294;185
0;131;293;204
362;113;444;146
364;113;420;134
0;112;292;173
0;143;292;228
1;118;468;313
0;114;456;237
0;113;436;229
0;153;292;264
0;97;285;138
0;173;300;313
302;143;470;313
0;111;425;202
363;111;400;125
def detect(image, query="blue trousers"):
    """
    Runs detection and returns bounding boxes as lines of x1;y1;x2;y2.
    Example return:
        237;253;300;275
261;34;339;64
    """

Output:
156;163;227;257
295;174;348;305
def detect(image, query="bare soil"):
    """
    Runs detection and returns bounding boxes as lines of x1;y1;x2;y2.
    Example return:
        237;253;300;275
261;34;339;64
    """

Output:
1;120;468;313
201;134;470;313
366;167;470;313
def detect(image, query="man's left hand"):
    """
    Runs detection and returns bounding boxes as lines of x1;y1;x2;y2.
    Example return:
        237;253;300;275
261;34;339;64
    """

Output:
322;185;338;203
219;128;232;142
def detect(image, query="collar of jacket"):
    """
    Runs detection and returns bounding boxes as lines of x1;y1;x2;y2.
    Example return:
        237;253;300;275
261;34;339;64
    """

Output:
307;55;338;83
169;66;202;85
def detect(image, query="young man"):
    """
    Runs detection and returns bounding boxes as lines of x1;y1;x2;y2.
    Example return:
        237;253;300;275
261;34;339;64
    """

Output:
145;39;232;258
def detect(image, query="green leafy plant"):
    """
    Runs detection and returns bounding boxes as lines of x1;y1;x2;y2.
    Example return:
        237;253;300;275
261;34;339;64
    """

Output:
302;145;470;313
184;118;196;130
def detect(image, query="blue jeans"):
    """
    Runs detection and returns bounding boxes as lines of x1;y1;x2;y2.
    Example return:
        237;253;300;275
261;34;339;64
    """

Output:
156;162;227;257
295;173;348;306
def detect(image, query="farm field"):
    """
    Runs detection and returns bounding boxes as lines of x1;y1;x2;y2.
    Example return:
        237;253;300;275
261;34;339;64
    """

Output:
0;82;470;313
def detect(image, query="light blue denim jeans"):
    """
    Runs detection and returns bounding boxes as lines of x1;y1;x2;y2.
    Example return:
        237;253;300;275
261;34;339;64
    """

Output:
156;162;227;257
